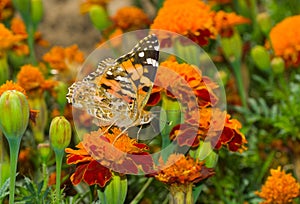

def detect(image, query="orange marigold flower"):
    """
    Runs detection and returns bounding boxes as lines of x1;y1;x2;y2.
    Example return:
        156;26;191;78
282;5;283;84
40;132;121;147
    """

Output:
151;154;214;185
151;0;216;46
269;15;300;67
213;11;250;37
10;17;28;38
208;0;231;6
0;0;13;20
80;0;110;14
112;6;149;31
0;80;27;97
83;127;153;174
148;59;219;108
17;64;45;92
0;23;25;54
256;166;300;203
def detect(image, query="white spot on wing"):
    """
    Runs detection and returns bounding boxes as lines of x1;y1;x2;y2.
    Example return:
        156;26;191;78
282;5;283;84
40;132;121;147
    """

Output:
138;52;144;57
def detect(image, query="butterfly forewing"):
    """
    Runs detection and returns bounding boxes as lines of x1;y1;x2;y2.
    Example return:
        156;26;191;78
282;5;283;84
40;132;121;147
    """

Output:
66;34;160;128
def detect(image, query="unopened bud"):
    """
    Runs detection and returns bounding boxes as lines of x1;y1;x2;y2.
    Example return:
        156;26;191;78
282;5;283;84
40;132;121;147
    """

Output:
0;90;30;139
257;12;271;35
31;0;43;25
49;116;71;151
89;5;111;31
271;57;285;74
37;142;51;163
251;45;270;70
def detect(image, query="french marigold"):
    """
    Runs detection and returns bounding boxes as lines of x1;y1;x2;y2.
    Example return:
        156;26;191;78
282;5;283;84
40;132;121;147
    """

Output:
170;108;247;152
112;6;149;31
150;154;214;185
151;0;216;46
269;15;300;67
17;64;45;92
0;80;26;97
213;11;250;37
10;17;27;38
79;0;110;14
0;0;13;20
148;58;219;108
0;23;25;55
82;127;153;174
256;166;300;203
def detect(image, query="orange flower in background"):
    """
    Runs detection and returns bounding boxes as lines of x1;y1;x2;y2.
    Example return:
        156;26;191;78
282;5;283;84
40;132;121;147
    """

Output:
66;142;113;187
213;11;250;37
10;17;27;38
79;0;110;14
43;45;84;83
0;23;25;55
256;166;300;203
208;0;231;6
0;0;13;20
0;80;26;97
269;15;300;67
151;0;216;46
112;6;149;31
17;64;45;93
151;154;214;185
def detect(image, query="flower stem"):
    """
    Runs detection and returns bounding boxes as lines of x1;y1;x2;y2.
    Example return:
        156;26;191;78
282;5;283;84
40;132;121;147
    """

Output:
231;60;247;108
26;23;37;65
54;149;64;203
130;178;154;204
7;137;21;204
41;162;49;193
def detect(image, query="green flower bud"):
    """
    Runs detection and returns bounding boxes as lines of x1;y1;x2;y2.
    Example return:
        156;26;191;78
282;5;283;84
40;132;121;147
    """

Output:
271;57;285;74
0;90;30;139
12;0;31;22
251;45;270;70
257;12;272;35
220;31;242;63
31;0;44;25
37;142;51;163
49;116;71;151
89;5;112;31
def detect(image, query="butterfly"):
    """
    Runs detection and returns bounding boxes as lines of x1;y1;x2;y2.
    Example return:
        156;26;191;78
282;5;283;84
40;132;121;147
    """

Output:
66;34;160;136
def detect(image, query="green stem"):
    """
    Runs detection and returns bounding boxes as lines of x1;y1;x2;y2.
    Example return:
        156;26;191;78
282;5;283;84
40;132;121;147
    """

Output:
7;137;22;204
130;178;154;204
54;149;64;203
26;24;37;65
231;60;247;108
41;162;48;193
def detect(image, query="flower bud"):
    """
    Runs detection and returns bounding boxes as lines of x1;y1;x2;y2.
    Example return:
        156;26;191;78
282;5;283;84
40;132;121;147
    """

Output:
11;0;31;21
37;142;51;163
30;0;43;25
220;31;242;63
49;116;71;151
257;12;271;35
0;90;30;139
251;45;270;70
271;57;285;74
89;5;112;31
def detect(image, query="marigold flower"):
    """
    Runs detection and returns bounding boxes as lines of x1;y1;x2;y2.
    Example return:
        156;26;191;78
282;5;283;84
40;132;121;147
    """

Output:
0;0;13;20
80;0;110;14
151;154;214;185
170;108;247;152
269;15;300;67
213;11;250;37
83;127;153;174
151;0;216;46
66;142;112;187
148;59;219;108
17;64;45;93
10;17;28;38
0;80;26;97
256;166;300;203
0;23;25;55
112;6;149;31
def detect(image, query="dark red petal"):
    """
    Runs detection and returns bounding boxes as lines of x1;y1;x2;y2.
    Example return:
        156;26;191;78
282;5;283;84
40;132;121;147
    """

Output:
66;154;92;164
70;163;88;185
83;160;112;187
147;92;162;106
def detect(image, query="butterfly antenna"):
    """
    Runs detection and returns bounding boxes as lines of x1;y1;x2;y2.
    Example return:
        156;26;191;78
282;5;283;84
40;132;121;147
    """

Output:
112;127;129;145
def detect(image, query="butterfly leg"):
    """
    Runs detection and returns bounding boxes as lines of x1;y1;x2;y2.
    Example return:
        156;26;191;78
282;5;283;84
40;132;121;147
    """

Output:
136;125;143;141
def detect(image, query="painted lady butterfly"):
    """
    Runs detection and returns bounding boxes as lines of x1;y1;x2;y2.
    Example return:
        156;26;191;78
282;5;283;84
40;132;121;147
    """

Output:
66;34;159;132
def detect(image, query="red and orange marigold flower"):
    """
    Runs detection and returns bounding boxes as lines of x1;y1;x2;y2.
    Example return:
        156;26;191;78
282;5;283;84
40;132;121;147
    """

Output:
66;127;153;186
256;166;300;203
269;15;300;67
151;0;216;46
